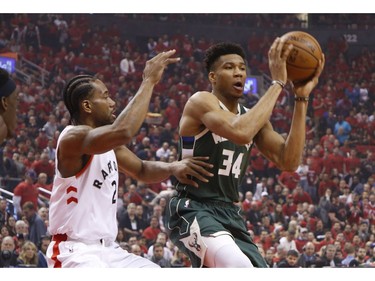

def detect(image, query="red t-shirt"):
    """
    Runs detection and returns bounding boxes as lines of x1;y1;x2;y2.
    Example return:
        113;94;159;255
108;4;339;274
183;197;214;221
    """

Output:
13;181;39;209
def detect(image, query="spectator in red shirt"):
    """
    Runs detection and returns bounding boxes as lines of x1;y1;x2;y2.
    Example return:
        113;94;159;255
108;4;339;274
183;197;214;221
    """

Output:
295;227;309;253
31;152;54;184
306;148;325;176
324;147;345;176
34;128;50;151
344;148;361;175
33;172;52;201
282;194;297;220
142;215;161;247
12;169;39;218
253;230;273;252
250;148;267;180
278;170;300;192
318;231;335;251
292;184;313;205
301;209;317;233
312;92;326;135
318;173;334;198
163;98;181;130
241;191;254;213
123;183;144;206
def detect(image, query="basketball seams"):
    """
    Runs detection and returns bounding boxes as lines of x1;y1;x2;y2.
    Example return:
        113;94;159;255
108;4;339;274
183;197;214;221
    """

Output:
288;45;320;69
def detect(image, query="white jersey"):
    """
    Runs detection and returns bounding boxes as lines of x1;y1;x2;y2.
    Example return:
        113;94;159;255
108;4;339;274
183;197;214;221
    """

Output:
48;125;119;242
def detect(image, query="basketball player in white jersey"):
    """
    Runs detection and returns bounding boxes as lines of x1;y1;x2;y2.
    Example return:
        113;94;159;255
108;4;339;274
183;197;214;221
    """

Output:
46;50;213;268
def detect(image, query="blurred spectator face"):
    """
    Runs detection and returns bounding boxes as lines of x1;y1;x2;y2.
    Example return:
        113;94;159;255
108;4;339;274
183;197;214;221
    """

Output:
40;237;50;254
23;242;37;260
153;245;164;259
37;173;48;184
286;253;298;266
150;217;159;228
15;220;28;234
131;244;142;256
135;205;143;216
128;237;137;246
265;249;274;261
357;248;366;260
1;226;10;237
325;246;336;260
1;236;15;251
304;243;315;256
335;250;343;260
344;225;352;232
38;207;48;221
0;199;6;211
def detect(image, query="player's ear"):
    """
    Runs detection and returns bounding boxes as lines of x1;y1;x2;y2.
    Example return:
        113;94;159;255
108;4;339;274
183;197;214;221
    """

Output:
208;71;216;84
81;99;92;114
0;96;7;112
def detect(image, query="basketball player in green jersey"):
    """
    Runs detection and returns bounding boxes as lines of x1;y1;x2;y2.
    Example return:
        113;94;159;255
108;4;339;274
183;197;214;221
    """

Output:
167;39;325;267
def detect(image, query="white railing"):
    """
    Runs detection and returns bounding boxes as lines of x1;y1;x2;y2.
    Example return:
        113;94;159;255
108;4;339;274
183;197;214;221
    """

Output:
0;186;50;207
18;56;50;87
0;187;14;204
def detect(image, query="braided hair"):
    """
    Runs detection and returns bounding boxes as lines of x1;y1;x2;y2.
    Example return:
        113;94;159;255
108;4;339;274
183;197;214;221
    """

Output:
63;74;96;124
204;42;246;73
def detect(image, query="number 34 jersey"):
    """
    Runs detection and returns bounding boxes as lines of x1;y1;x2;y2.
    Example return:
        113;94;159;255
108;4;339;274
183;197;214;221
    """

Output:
177;102;253;203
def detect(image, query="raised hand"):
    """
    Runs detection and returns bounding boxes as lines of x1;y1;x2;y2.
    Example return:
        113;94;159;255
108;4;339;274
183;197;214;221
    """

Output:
143;50;180;85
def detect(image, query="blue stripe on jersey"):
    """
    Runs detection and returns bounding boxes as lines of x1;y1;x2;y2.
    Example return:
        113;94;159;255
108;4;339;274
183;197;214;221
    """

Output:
181;136;195;149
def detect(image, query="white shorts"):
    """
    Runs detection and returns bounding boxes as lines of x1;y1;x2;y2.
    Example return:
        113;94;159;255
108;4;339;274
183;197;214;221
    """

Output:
47;236;159;268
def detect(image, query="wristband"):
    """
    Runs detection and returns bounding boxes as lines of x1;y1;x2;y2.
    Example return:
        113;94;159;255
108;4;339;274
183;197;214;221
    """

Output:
271;80;285;89
295;96;309;102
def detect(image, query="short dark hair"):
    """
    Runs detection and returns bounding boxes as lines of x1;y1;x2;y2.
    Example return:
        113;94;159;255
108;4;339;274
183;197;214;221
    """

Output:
63;74;96;124
204;42;246;73
287;249;299;257
153;242;164;251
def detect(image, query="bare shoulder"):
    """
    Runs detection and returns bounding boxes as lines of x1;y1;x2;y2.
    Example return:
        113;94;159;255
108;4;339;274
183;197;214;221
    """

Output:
189;91;214;101
186;91;218;110
58;125;93;155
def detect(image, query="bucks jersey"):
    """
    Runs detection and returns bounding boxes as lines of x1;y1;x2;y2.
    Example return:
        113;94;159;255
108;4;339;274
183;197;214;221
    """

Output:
176;102;253;203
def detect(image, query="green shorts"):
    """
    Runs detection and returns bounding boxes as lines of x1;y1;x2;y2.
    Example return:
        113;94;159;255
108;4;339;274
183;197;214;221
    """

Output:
166;195;268;268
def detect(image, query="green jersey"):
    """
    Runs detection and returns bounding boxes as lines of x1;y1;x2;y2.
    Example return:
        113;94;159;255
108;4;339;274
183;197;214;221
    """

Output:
176;102;253;203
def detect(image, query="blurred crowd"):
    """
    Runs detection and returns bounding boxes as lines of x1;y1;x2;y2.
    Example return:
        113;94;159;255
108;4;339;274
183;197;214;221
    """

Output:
0;13;374;268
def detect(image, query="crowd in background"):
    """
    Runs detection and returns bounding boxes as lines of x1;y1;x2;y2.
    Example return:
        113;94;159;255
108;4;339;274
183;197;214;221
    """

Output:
0;13;374;268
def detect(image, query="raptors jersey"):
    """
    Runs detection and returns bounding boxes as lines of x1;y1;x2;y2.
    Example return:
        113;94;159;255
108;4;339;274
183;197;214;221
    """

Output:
177;102;253;203
48;126;119;242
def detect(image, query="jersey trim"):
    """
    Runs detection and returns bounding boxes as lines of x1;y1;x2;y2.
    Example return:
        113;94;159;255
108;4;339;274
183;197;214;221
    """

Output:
76;155;94;178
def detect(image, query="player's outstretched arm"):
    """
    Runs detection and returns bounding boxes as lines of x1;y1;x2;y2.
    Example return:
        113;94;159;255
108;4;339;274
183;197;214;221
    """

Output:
90;50;180;151
115;146;213;187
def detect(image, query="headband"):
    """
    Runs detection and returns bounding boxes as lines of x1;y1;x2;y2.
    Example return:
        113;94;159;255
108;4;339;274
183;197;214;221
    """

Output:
0;78;16;98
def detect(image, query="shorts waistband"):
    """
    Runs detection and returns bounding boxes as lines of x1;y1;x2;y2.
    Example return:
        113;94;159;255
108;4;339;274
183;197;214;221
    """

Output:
177;190;236;208
52;234;111;246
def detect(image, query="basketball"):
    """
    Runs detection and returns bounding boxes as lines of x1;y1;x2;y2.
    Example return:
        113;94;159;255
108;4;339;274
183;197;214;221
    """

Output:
280;31;323;83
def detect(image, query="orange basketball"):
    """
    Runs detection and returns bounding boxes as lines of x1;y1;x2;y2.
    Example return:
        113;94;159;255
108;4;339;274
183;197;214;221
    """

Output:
280;31;322;83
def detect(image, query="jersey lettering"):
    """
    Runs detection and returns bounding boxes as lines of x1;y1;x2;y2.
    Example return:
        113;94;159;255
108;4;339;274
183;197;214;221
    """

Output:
218;149;244;179
93;179;103;189
111;180;117;204
101;170;109;180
